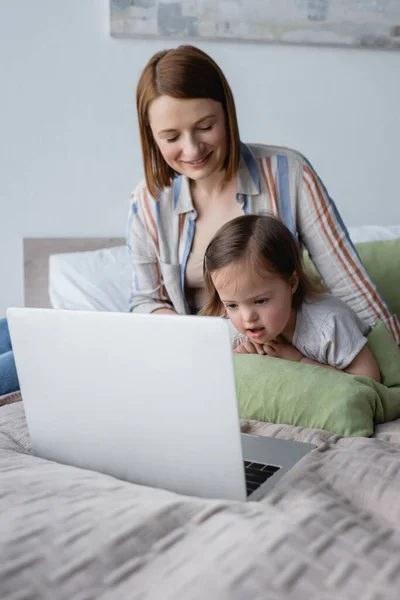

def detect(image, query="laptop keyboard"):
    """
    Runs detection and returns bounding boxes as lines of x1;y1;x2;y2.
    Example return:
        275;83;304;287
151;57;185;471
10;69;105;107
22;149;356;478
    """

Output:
244;460;281;496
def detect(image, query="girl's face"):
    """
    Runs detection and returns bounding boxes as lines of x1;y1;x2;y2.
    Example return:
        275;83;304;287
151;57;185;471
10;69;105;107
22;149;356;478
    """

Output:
211;260;299;343
148;95;228;182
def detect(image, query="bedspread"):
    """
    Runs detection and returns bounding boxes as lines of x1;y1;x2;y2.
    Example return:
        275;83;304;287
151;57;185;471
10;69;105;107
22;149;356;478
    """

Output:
1;400;400;600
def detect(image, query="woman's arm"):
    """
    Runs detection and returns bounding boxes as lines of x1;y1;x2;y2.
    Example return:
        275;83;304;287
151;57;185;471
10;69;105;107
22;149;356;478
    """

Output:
127;187;174;314
297;159;400;344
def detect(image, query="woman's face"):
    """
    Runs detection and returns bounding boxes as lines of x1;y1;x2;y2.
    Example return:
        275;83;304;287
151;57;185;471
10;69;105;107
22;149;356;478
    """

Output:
148;95;228;181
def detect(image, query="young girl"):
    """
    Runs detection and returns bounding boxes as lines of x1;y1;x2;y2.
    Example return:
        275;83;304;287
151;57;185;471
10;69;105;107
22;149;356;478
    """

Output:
200;214;381;382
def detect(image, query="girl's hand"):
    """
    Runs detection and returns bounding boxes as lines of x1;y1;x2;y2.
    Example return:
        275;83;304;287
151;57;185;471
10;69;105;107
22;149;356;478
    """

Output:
234;340;266;355
262;338;303;363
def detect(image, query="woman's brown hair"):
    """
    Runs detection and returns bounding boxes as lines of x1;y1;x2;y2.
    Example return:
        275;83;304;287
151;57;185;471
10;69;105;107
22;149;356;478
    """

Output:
200;214;325;317
136;45;240;198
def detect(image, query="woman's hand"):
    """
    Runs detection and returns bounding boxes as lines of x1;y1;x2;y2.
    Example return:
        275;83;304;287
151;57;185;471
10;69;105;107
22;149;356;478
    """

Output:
262;338;303;363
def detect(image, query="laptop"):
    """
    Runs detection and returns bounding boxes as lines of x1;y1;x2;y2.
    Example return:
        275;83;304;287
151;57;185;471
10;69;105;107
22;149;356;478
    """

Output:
7;307;314;501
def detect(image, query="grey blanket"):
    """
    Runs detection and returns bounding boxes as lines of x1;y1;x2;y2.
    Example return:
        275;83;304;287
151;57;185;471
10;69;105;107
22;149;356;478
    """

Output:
1;401;400;600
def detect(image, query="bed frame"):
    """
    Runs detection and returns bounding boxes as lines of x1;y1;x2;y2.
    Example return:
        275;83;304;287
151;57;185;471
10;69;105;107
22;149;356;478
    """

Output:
23;237;125;309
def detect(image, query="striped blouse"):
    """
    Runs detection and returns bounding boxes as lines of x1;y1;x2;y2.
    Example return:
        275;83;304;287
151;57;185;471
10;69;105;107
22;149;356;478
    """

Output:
127;142;400;344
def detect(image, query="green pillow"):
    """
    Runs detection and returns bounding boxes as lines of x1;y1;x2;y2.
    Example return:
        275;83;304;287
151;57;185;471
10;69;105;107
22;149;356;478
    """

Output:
355;238;400;319
234;321;400;437
304;237;400;319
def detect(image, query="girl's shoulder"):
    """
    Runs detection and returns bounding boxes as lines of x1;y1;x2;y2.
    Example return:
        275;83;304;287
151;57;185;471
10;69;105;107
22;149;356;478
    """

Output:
301;294;369;335
302;293;353;317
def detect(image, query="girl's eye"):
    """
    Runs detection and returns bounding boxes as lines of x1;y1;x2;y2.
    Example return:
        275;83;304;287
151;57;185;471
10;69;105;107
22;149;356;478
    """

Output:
166;135;179;143
255;298;267;305
225;303;237;310
199;125;213;131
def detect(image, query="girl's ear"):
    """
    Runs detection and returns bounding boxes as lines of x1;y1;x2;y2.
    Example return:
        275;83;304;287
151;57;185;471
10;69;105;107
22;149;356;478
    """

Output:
289;271;299;295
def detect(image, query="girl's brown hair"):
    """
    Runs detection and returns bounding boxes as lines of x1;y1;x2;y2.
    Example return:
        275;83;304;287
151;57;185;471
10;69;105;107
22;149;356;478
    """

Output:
136;45;240;198
200;214;324;317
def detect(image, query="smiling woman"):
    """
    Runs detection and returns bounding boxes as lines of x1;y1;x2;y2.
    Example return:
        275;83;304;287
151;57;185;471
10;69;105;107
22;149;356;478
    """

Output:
148;96;227;180
126;44;400;348
136;45;239;200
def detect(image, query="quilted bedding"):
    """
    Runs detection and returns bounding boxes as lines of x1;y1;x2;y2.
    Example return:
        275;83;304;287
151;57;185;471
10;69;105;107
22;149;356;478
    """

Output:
1;397;400;600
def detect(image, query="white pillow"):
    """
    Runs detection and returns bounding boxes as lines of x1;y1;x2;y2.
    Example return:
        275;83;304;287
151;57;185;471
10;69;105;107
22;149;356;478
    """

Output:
347;225;400;244
48;225;400;312
49;245;131;311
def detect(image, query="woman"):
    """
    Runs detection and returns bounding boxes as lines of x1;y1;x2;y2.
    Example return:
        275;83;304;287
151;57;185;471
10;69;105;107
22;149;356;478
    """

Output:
0;318;19;396
1;44;398;395
128;44;400;346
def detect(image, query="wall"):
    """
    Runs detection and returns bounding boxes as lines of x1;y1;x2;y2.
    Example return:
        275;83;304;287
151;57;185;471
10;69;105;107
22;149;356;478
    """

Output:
1;0;400;316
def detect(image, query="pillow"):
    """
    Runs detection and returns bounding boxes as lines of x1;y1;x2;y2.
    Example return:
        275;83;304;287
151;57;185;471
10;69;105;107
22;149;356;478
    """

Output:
304;237;400;319
347;225;400;244
355;238;400;319
234;321;400;437
49;246;131;312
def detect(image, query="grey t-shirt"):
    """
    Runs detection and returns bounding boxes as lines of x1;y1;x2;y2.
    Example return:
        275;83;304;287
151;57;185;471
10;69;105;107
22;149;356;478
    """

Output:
292;294;370;369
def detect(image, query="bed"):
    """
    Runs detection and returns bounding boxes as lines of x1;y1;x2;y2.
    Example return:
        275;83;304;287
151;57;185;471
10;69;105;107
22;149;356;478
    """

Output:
1;229;400;599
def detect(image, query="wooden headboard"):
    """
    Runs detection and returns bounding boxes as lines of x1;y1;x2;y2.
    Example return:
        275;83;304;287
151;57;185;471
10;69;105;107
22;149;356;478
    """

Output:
23;237;125;309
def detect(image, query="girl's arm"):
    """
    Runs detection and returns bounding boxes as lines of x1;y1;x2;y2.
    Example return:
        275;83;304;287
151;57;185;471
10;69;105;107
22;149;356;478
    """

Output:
263;338;381;383
297;158;400;345
300;345;381;383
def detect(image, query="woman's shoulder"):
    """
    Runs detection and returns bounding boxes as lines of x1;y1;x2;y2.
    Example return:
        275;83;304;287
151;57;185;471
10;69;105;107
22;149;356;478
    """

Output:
131;178;147;197
245;142;309;166
130;178;173;206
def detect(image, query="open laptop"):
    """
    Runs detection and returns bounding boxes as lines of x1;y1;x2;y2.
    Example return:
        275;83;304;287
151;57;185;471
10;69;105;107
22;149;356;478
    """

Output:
7;308;314;501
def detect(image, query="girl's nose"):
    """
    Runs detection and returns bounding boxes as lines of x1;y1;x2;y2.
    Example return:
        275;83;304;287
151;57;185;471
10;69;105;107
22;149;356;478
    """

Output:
241;306;258;325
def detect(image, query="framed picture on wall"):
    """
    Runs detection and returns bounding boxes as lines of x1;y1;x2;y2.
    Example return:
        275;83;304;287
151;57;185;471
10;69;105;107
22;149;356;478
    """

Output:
110;1;400;50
